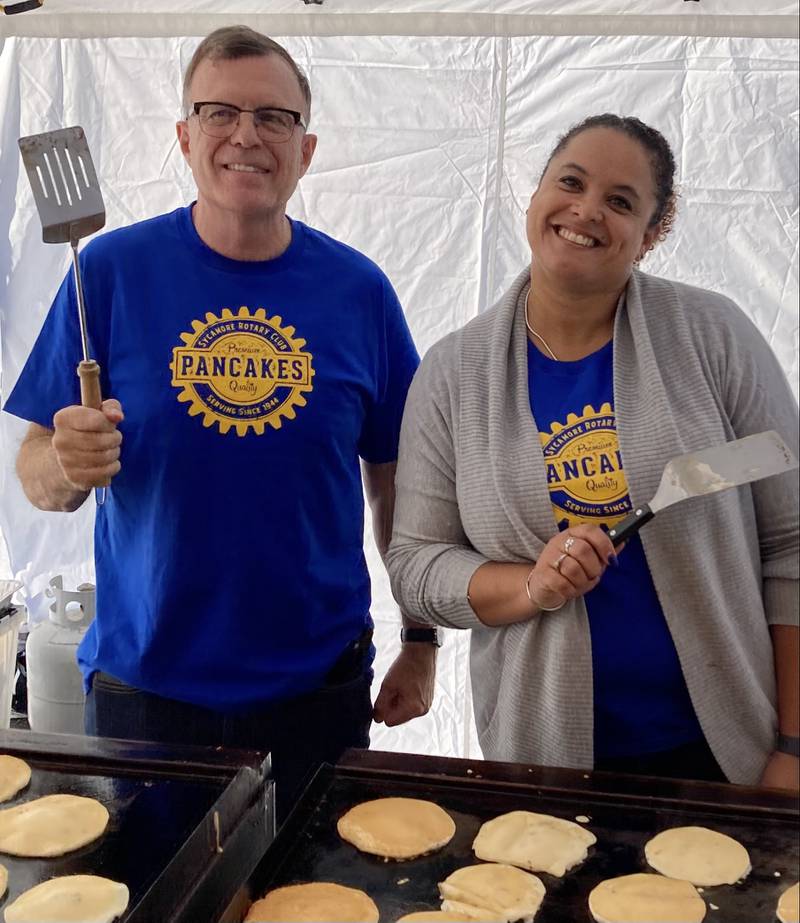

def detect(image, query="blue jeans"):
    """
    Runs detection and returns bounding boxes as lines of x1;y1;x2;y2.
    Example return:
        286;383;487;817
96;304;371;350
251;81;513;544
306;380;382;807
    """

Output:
85;666;373;823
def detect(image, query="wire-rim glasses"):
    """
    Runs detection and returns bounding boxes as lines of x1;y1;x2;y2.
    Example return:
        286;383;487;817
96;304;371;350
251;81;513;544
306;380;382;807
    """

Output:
191;101;306;143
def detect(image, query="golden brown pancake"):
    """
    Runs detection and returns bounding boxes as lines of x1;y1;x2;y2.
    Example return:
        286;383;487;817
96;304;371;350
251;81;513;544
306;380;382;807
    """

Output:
245;882;380;922
338;797;456;860
0;794;109;857
777;882;800;923
4;875;129;923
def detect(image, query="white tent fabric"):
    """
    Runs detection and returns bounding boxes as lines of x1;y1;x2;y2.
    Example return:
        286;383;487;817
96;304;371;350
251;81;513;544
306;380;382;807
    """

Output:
0;5;797;759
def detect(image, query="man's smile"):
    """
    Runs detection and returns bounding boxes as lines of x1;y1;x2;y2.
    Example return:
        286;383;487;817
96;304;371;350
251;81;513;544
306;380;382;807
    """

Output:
224;163;269;174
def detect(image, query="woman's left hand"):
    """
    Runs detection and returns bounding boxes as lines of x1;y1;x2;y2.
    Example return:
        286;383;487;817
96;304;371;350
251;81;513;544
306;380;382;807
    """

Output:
759;751;800;793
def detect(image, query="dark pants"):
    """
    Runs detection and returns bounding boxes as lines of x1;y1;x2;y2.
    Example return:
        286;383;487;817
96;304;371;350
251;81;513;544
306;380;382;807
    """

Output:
85;663;373;824
595;737;727;783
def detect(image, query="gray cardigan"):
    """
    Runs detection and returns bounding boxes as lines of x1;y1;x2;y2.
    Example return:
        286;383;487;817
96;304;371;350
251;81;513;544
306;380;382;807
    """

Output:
387;268;799;784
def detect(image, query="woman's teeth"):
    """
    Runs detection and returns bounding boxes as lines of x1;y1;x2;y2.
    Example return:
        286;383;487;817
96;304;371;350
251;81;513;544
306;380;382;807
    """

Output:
557;227;596;247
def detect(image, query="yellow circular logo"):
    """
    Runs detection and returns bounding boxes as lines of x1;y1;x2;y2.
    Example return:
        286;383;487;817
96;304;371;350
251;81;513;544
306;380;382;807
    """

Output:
171;306;314;436
539;403;632;529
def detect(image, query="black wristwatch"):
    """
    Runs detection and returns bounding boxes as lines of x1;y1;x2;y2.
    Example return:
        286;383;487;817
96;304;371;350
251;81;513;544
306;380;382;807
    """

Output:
777;733;800;757
400;627;442;647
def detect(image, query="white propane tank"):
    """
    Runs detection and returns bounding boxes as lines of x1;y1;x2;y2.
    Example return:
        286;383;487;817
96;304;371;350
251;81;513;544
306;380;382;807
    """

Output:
26;576;96;734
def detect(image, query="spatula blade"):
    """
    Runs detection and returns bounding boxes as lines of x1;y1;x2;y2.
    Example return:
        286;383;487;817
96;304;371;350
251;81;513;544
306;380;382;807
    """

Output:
651;430;798;513
18;126;105;244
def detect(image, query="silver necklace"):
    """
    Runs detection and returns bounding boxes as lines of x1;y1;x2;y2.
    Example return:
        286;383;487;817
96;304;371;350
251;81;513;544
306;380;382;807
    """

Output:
525;289;559;361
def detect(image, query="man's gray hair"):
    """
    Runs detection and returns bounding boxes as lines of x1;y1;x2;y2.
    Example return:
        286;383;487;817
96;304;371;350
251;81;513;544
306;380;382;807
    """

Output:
183;26;311;118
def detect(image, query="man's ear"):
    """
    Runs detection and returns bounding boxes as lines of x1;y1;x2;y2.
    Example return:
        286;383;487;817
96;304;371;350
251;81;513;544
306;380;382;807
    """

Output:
176;120;191;164
298;133;318;179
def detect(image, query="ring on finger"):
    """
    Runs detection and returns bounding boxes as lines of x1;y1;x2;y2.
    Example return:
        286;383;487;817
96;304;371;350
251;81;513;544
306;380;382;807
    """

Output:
552;552;568;575
563;536;576;554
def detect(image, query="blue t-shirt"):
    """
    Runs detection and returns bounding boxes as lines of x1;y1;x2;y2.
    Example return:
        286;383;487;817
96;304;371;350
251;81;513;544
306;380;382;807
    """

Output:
527;338;704;758
5;206;419;710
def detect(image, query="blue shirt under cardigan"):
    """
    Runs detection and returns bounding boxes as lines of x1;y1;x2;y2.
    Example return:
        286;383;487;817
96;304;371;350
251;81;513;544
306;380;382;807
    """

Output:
527;338;703;757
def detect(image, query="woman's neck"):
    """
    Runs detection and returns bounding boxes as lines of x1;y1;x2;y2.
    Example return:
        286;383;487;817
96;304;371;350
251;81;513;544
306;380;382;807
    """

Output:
526;266;625;361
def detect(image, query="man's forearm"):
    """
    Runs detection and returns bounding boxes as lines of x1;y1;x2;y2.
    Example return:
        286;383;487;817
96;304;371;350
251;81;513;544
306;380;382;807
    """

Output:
17;426;89;512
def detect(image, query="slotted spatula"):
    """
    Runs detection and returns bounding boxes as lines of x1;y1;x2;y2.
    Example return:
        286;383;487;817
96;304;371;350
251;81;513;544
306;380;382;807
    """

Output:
18;126;108;505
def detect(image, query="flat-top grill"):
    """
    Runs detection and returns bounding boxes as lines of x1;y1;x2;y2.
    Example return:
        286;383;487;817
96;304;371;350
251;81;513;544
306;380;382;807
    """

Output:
0;729;272;923
231;749;799;923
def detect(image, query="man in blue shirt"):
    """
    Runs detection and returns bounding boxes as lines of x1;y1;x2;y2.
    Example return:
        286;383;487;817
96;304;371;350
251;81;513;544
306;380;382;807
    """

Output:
7;26;436;820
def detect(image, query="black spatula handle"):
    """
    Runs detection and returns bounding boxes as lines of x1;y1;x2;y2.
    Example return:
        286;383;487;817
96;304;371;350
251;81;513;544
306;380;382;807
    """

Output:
3;0;43;14
608;503;654;547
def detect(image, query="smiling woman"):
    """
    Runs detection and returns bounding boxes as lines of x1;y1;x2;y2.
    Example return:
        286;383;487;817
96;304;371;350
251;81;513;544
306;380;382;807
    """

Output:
524;117;676;357
386;113;799;792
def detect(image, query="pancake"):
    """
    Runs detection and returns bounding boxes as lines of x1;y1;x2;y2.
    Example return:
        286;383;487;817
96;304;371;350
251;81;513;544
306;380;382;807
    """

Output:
397;913;491;922
473;810;596;877
0;794;109;857
4;875;129;923
439;863;545;923
588;873;705;923
645;826;750;886
245;882;380;922
338;797;456;860
777;882;800;923
0;756;31;804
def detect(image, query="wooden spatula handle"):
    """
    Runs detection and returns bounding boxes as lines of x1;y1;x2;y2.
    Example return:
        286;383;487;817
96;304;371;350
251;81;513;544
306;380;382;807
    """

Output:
77;360;110;498
77;359;102;410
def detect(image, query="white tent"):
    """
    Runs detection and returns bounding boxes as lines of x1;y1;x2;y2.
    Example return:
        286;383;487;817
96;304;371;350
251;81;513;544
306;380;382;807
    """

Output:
1;1;797;758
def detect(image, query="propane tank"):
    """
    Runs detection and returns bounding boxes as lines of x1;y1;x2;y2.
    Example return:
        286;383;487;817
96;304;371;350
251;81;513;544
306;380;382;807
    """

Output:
25;576;95;734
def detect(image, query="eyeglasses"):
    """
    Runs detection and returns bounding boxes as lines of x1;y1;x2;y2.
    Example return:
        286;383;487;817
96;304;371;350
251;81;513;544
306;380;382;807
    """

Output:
191;101;306;143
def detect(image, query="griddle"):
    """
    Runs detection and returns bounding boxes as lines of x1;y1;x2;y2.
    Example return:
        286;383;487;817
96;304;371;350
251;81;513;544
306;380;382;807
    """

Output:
0;729;273;923
232;749;799;923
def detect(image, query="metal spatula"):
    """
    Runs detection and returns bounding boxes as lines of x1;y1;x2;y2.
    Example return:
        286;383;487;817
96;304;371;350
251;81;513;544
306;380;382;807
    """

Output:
608;430;798;547
18;126;108;505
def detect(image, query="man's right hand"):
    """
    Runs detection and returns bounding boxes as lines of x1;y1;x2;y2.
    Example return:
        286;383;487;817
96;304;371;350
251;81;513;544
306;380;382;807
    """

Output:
51;399;124;490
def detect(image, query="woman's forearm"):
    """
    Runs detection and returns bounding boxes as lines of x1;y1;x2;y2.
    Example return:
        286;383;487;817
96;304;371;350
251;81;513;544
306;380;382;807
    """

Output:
467;561;541;626
771;624;799;738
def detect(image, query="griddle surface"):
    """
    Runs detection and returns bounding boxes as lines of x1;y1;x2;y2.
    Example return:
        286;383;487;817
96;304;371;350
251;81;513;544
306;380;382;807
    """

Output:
0;767;220;917
249;759;799;923
0;730;270;922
